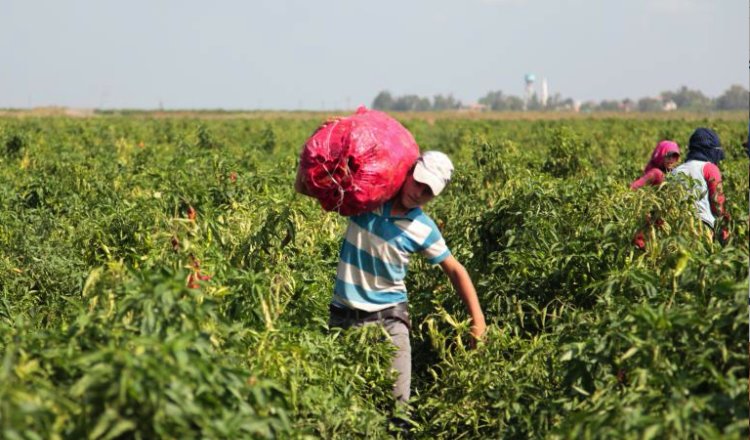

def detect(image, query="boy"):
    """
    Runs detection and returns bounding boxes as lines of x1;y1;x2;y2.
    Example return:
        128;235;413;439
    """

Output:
325;151;486;404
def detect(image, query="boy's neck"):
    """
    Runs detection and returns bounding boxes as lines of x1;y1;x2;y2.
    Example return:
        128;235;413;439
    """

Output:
389;197;410;217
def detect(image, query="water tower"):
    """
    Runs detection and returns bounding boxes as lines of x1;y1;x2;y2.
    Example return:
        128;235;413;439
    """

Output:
524;73;536;110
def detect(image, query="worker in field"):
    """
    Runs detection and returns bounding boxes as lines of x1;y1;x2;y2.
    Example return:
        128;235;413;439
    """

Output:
630;140;681;190
630;140;681;249
322;151;486;416
672;127;730;243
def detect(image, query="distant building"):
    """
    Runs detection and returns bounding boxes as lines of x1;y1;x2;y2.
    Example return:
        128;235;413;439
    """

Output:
663;100;677;111
461;103;489;112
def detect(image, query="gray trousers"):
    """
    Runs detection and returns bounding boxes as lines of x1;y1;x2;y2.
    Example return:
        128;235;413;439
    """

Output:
329;313;412;403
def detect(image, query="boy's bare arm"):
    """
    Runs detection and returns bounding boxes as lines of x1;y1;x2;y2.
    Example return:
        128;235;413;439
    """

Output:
439;255;486;342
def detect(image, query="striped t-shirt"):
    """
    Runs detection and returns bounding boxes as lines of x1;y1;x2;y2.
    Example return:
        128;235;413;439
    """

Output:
333;200;451;312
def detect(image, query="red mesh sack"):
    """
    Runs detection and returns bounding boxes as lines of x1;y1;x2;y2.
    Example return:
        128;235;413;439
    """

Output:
295;106;419;216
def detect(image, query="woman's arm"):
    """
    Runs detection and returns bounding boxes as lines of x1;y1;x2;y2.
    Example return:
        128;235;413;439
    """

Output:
703;162;730;242
630;169;662;190
702;163;727;218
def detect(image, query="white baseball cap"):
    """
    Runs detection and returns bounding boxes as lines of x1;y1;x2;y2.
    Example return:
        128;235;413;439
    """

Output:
412;151;454;196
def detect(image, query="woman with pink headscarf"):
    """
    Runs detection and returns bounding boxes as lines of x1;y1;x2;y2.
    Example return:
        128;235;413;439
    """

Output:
630;140;681;249
630;140;681;190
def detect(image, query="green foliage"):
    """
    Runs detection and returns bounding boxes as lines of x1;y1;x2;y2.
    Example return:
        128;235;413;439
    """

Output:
542;126;591;177
195;124;222;149
4;132;27;157
0;114;747;438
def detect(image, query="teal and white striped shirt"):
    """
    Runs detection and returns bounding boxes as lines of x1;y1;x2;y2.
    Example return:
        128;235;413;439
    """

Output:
333;200;450;312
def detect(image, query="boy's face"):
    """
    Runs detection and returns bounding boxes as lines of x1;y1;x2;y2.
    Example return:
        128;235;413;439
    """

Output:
400;173;435;209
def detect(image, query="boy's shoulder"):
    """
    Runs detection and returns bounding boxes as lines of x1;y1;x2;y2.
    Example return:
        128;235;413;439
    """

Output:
409;208;436;224
351;204;439;230
400;209;443;239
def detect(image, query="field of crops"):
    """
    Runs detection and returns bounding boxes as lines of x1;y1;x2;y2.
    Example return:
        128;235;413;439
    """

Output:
0;113;748;439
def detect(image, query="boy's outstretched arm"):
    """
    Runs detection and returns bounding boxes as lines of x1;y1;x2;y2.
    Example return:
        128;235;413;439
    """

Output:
439;255;486;343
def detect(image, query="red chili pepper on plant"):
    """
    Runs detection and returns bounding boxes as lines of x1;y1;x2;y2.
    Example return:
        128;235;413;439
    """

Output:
186;255;211;288
187;272;200;289
632;231;646;250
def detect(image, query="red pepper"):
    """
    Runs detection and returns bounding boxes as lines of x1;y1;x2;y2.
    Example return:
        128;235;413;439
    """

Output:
632;231;646;250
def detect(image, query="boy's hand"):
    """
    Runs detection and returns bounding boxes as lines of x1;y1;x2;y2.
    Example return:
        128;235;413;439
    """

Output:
469;321;486;349
439;255;486;350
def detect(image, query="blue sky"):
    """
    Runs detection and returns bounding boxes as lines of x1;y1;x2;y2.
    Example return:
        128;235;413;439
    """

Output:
0;0;746;109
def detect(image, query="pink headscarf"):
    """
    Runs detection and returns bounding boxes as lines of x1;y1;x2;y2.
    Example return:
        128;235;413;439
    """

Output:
643;140;680;173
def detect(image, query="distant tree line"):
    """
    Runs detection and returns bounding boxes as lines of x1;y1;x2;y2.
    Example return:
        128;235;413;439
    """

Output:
372;92;462;111
372;84;749;112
